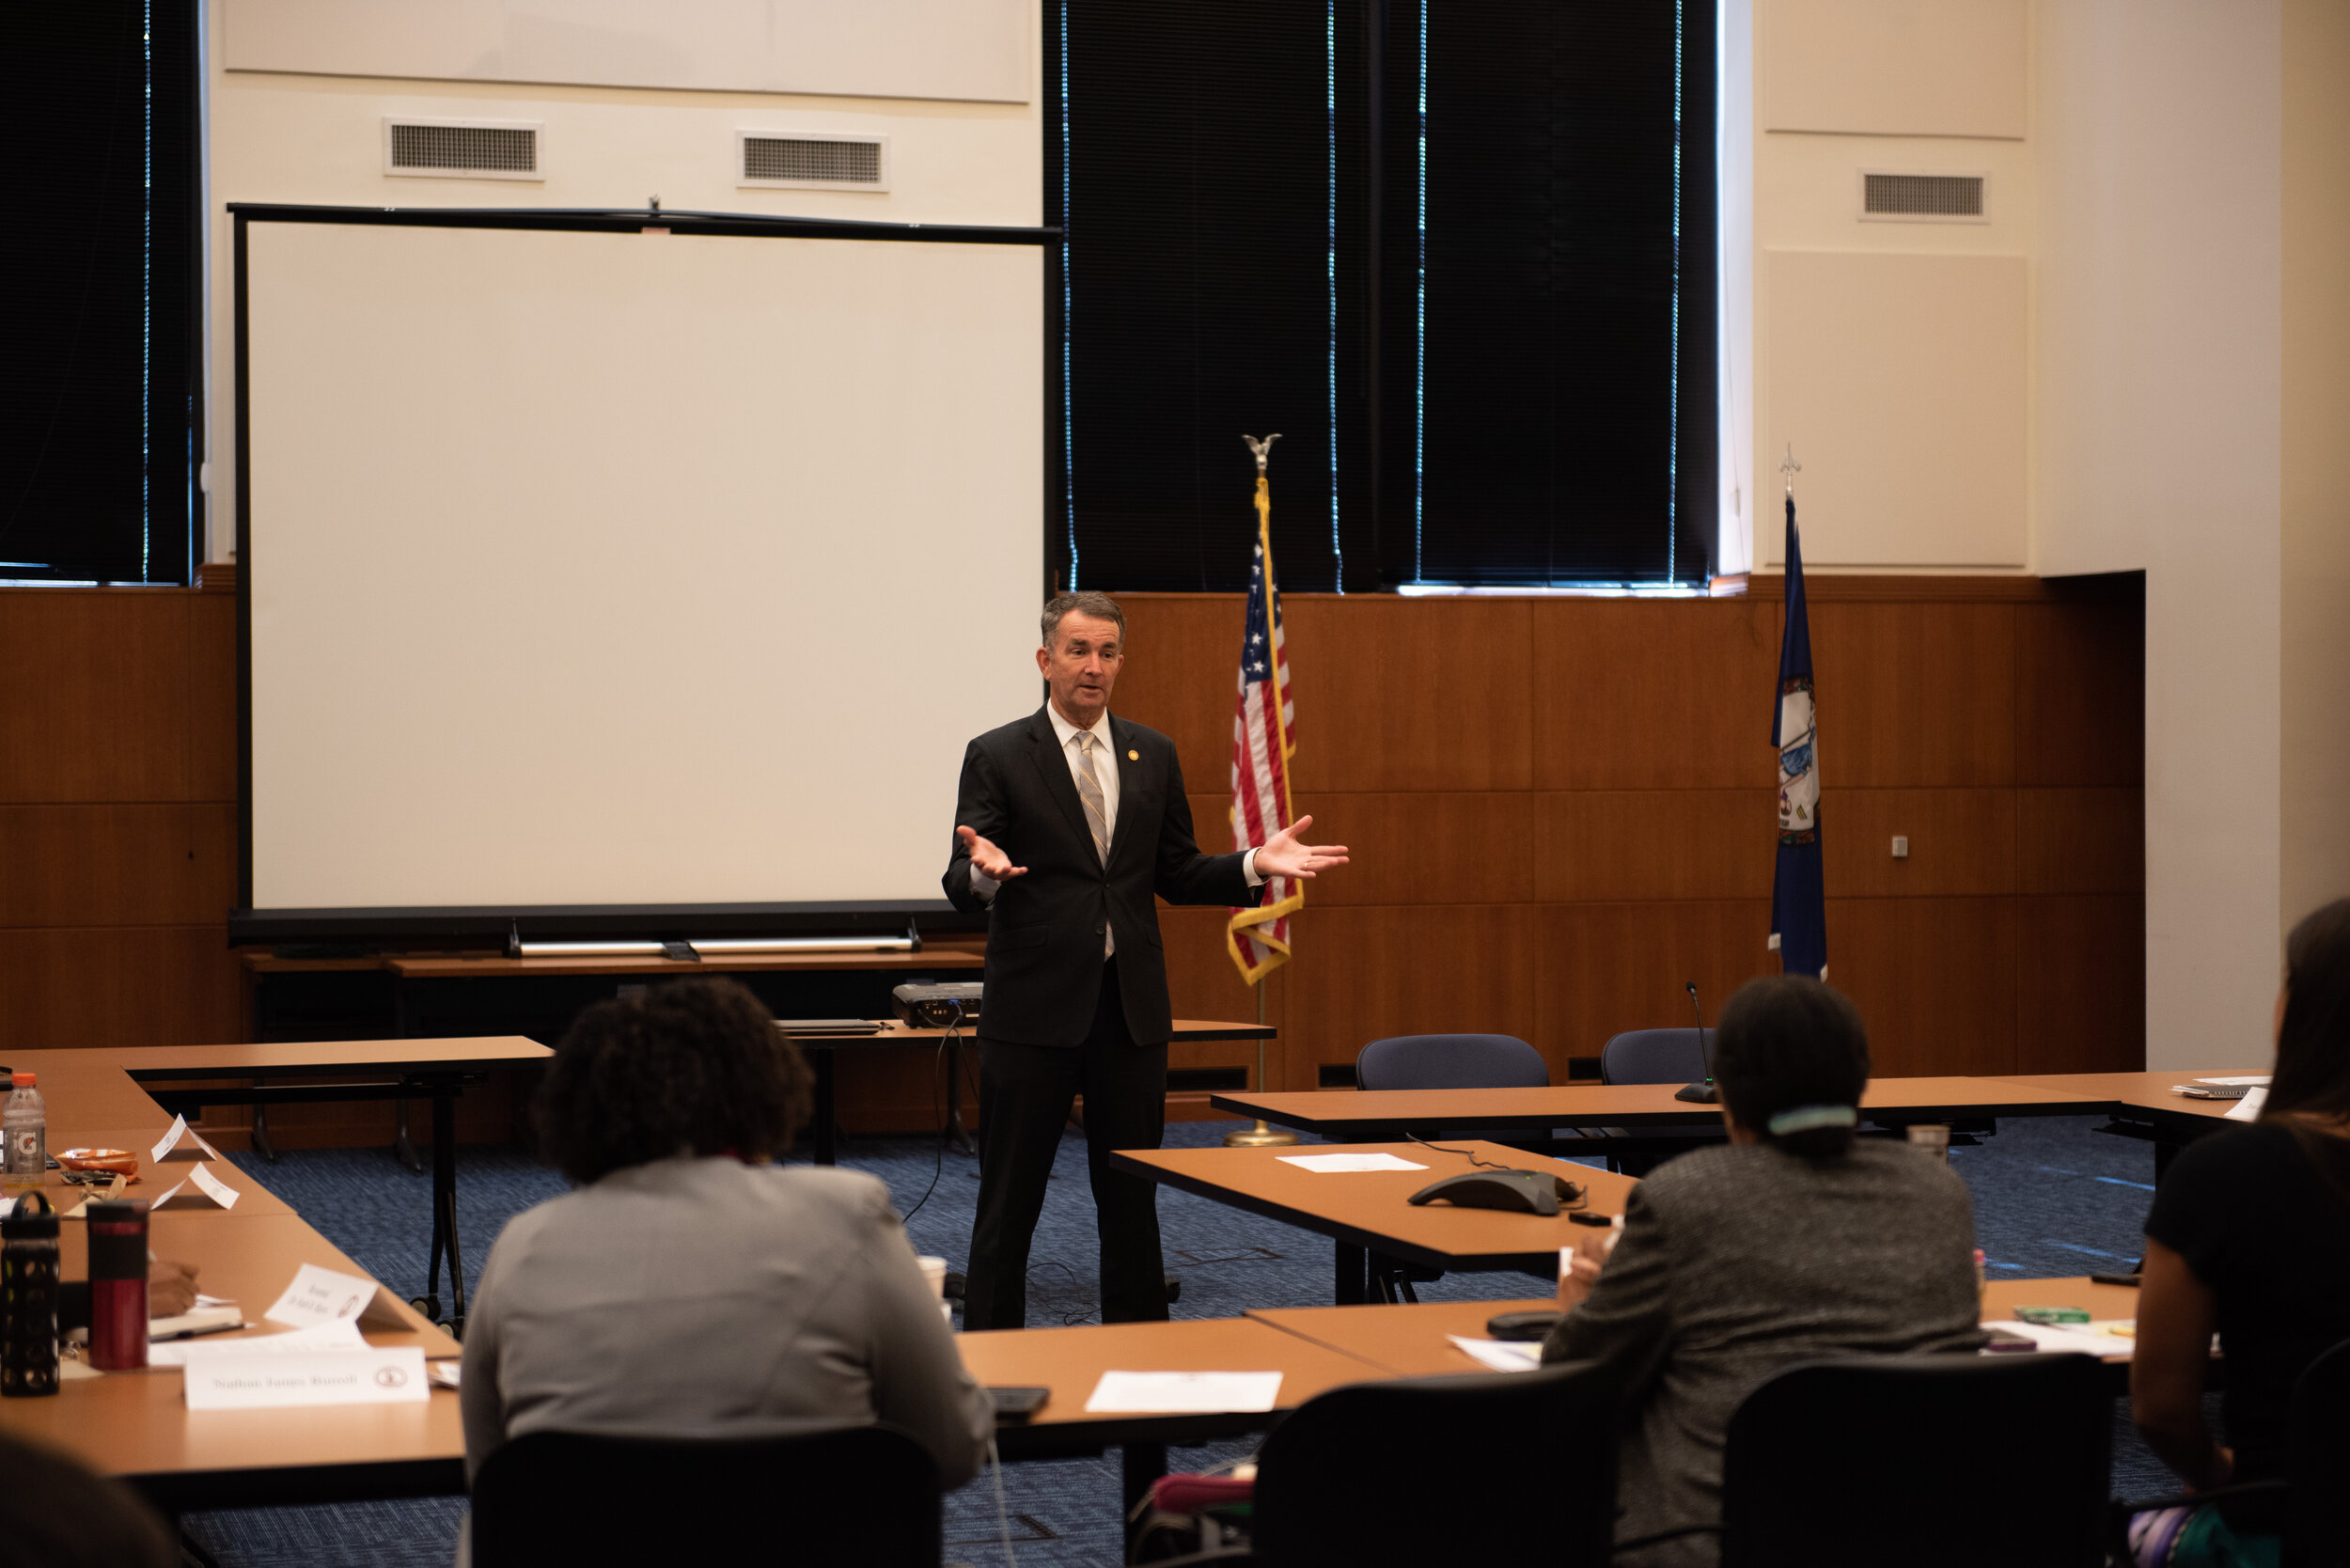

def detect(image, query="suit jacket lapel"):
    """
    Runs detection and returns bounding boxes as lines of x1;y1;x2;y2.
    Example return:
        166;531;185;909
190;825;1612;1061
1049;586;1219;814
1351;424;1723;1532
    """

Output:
1026;708;1097;858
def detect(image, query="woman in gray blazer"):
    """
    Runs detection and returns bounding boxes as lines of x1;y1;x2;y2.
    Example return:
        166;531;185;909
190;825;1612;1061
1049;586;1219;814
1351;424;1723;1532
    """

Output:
1542;977;1984;1566
460;979;994;1495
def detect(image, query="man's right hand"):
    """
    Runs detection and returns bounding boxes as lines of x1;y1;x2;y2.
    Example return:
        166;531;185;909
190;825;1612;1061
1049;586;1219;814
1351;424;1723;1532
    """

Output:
957;825;1027;881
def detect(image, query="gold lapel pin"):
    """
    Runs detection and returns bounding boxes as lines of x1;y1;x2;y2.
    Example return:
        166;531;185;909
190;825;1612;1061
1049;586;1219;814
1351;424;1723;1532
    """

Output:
1127;749;1139;760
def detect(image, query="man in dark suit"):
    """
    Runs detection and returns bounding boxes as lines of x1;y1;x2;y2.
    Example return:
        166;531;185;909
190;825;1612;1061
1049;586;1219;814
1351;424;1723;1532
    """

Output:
947;590;1347;1328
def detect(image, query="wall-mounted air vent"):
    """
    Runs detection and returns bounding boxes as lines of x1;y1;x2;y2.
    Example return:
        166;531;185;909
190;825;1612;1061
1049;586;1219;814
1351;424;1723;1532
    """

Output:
384;118;543;180
738;131;889;192
1859;171;1987;223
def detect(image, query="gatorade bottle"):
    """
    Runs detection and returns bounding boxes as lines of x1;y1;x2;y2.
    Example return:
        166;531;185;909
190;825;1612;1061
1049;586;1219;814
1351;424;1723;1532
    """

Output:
2;1074;46;1187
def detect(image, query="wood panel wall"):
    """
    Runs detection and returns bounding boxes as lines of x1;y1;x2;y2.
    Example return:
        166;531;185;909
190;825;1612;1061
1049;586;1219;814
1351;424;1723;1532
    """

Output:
1109;576;2144;1091
0;574;2140;1144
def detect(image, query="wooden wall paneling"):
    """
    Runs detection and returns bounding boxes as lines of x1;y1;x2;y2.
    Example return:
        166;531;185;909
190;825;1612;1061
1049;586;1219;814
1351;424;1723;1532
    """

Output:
1101;594;1246;784
1824;896;2019;1077
1277;904;1539;1087
2014;585;2145;788
1278;792;1540;907
1823;788;2015;898
1529;599;1781;789
2017;788;2143;895
1277;598;1536;792
0;592;195;803
0;805;238;927
1533;790;1777;902
0;927;243;1051
832;1043;982;1137
188;591;242;804
2014;894;2147;1073
1808;602;2017;787
1532;901;1778;1071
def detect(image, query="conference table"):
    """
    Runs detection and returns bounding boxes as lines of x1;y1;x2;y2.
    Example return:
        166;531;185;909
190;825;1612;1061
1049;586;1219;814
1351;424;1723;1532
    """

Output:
1112;1139;1639;1304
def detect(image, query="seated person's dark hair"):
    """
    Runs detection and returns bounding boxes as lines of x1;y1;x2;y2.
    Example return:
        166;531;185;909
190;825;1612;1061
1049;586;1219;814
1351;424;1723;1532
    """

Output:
1711;975;1871;1159
0;1434;175;1568
2266;896;2350;1196
536;977;813;1184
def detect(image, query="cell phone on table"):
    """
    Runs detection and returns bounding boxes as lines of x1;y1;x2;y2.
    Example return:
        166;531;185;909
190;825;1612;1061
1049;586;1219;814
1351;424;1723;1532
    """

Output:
990;1386;1050;1422
1983;1327;2039;1353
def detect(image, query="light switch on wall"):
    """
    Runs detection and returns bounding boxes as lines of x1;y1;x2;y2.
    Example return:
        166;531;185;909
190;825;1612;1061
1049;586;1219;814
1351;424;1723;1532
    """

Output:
1891;835;1909;859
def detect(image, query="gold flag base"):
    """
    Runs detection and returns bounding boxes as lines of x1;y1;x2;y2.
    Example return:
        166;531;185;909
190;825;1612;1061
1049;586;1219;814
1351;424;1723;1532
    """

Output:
1223;1118;1298;1149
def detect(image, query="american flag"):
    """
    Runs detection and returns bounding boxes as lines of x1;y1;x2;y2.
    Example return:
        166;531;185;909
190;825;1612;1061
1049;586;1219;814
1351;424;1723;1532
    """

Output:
1227;497;1303;984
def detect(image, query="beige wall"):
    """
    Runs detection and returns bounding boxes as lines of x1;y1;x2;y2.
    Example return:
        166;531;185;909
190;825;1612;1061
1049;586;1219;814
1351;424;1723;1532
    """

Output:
2282;0;2350;935
200;0;1043;563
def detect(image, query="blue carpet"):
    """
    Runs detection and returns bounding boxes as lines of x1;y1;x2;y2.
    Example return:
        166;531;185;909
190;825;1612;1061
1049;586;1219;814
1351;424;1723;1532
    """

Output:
185;1115;2185;1566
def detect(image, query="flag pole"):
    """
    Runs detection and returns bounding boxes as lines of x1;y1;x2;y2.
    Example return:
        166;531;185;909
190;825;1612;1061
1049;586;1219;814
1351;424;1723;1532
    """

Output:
1223;973;1295;1147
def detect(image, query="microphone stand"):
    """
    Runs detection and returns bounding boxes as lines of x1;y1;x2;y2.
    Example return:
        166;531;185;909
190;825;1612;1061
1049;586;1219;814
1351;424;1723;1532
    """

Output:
1673;980;1718;1104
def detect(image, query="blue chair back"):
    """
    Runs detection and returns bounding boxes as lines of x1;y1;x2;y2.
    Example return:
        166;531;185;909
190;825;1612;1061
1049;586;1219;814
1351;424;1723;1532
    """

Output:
1356;1034;1547;1091
1601;1027;1708;1086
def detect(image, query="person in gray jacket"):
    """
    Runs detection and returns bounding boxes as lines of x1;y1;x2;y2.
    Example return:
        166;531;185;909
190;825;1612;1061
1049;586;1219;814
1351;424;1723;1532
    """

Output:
460;978;994;1498
1542;977;1983;1565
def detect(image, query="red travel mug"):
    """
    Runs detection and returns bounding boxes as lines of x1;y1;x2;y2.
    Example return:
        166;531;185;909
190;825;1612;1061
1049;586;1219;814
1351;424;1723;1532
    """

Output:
85;1200;149;1372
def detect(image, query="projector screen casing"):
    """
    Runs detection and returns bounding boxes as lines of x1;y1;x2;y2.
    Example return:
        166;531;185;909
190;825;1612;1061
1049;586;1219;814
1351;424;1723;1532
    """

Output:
233;206;1049;941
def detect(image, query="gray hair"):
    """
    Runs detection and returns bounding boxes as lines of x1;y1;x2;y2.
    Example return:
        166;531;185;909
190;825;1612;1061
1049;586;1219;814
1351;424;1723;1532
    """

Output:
1041;590;1127;653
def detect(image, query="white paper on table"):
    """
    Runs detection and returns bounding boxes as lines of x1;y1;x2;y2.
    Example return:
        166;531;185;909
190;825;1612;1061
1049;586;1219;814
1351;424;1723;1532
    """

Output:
195;1294;234;1309
428;1361;462;1389
1084;1371;1284;1414
186;1162;240;1210
183;1338;427;1410
1446;1335;1543;1373
150;1316;367;1367
2196;1075;2270;1087
145;1178;189;1209
149;1305;244;1341
149;1116;189;1165
265;1263;384;1328
2226;1086;2269;1122
1981;1319;2137;1357
1276;1152;1429;1174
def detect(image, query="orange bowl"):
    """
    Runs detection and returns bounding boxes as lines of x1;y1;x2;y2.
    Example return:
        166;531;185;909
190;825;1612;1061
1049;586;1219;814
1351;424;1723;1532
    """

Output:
55;1148;137;1177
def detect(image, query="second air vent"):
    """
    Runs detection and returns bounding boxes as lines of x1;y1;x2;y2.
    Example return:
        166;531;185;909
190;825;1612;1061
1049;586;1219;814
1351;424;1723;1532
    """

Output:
1860;172;1986;222
384;118;542;180
738;132;889;192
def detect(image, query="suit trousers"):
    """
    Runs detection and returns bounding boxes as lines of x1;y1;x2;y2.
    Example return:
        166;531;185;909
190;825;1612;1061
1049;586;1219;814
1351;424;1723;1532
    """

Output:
962;958;1169;1330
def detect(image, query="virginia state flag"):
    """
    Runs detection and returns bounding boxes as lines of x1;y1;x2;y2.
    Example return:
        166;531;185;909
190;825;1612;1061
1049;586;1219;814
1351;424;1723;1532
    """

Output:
1768;494;1826;980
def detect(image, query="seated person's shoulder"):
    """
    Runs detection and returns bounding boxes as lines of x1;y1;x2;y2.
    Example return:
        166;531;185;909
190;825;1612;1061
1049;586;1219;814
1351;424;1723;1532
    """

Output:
761;1163;901;1227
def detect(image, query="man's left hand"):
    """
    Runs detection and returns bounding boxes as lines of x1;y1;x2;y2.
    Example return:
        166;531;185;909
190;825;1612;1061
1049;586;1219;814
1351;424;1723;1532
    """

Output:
1255;815;1350;880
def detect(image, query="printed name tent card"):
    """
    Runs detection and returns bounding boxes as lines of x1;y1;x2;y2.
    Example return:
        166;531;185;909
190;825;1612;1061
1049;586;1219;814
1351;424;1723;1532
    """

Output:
264;1262;409;1331
182;1341;428;1410
149;1115;224;1165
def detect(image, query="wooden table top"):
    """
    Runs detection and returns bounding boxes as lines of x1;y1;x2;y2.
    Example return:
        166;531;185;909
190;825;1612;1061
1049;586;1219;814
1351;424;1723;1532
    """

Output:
784;1017;1277;1044
957;1315;1384;1450
1111;1140;1638;1274
1248;1297;1563;1376
386;949;984;979
1210;1074;2133;1134
88;1037;552;1081
1993;1070;2269;1124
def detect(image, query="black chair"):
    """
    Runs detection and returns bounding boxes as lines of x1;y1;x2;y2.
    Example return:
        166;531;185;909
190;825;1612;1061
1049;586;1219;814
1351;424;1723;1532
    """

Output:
1354;1033;1549;1301
1618;1353;2109;1566
1595;1027;1729;1175
468;1424;940;1566
2114;1332;2350;1567
1245;1360;1620;1566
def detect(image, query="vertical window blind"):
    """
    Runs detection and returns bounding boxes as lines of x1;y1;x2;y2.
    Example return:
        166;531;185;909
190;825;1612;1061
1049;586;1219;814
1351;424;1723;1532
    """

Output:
0;2;201;585
1053;0;1714;592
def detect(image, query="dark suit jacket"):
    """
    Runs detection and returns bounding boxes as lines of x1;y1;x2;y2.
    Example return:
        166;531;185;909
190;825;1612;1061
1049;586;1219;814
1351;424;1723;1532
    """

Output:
944;707;1251;1047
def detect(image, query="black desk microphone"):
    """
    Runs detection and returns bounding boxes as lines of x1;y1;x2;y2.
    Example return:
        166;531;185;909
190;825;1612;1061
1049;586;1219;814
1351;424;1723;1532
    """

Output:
1673;980;1719;1104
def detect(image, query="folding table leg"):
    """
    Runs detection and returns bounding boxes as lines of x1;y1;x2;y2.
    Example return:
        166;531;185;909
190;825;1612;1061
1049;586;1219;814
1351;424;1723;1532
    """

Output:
1334;1241;1368;1306
1121;1441;1167;1522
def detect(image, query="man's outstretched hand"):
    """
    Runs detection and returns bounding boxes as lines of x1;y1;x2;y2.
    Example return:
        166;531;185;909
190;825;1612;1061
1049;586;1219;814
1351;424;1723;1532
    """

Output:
1254;815;1350;880
957;825;1027;881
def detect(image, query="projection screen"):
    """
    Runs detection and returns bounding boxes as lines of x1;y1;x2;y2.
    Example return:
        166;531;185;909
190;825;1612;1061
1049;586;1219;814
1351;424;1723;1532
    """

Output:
240;212;1044;925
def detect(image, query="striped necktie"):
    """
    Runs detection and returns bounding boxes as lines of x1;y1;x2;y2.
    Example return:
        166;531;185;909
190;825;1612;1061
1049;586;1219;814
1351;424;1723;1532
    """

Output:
1072;731;1111;865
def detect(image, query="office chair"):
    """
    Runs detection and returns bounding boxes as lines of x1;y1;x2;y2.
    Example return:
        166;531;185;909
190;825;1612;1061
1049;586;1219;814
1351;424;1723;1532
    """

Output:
1619;1352;2109;1567
1596;1027;1730;1175
1246;1360;1620;1566
468;1424;939;1566
2112;1332;2350;1567
1353;1033;1549;1302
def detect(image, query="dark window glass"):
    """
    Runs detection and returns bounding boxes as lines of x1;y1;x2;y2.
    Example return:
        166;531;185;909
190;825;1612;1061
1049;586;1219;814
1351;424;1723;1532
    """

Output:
0;3;201;585
1055;0;1714;592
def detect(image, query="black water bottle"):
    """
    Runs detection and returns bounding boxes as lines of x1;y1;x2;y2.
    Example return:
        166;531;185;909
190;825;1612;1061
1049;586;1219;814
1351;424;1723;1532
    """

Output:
2;1191;61;1396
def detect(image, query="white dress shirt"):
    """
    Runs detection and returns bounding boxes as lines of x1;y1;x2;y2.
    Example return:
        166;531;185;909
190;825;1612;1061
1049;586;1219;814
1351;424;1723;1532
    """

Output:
969;708;1262;953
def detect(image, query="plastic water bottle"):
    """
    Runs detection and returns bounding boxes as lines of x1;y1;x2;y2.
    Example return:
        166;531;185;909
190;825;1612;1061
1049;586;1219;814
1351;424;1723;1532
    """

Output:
2;1074;46;1187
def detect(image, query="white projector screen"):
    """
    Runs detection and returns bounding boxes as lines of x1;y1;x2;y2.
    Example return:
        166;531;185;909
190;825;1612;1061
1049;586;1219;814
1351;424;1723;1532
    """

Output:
243;217;1043;915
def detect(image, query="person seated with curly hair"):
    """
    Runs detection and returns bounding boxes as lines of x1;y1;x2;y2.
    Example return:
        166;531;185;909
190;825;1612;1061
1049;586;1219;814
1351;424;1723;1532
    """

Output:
1540;975;1984;1566
460;976;993;1495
